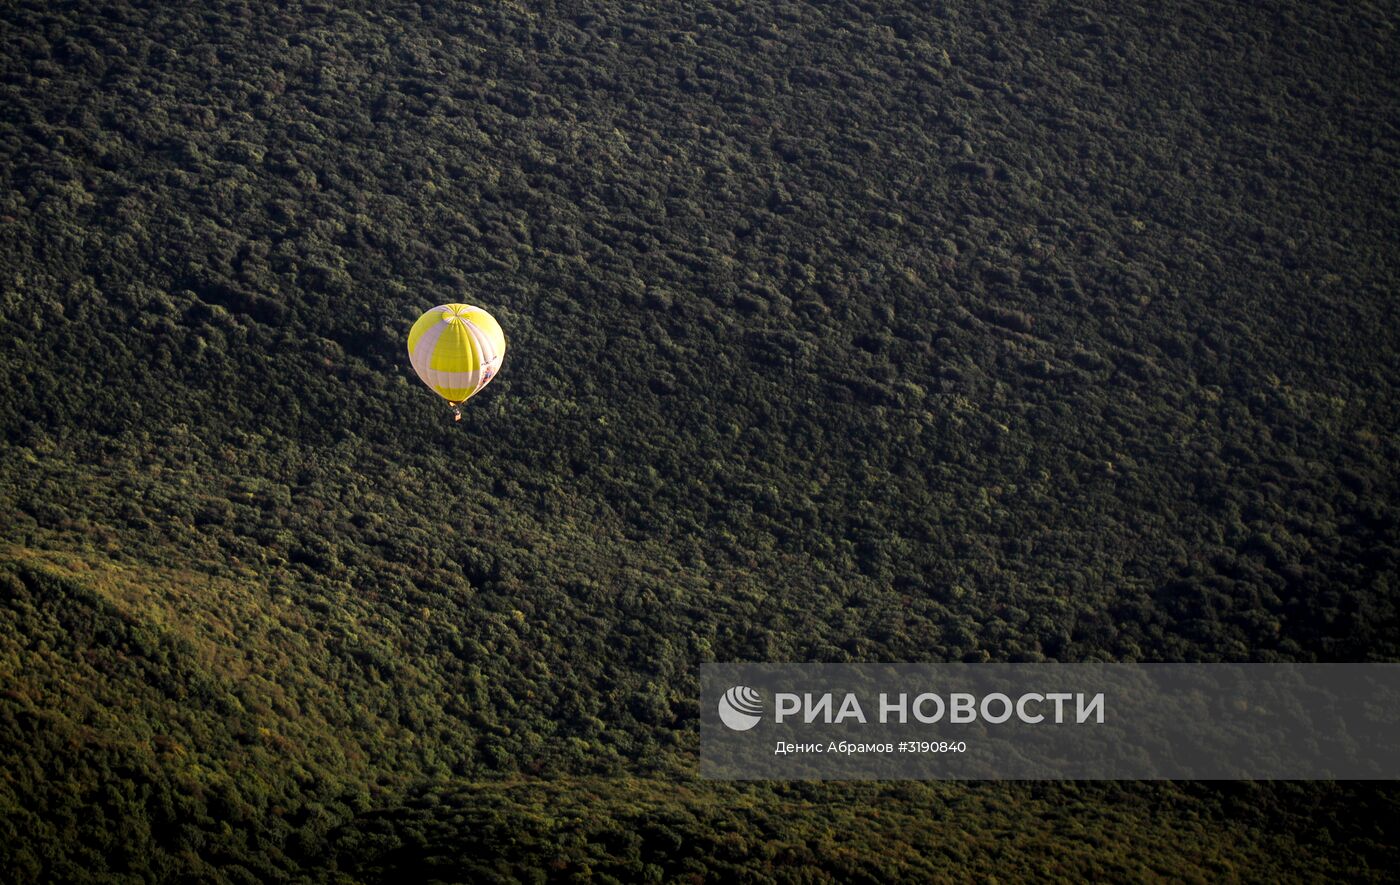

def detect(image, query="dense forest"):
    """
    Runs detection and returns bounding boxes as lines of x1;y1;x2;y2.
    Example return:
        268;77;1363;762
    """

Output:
1;0;1398;880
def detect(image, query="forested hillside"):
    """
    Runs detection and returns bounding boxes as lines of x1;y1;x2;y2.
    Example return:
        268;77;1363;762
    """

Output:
2;0;1397;880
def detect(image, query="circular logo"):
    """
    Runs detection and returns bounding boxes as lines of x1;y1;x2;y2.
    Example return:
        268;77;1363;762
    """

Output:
718;685;764;731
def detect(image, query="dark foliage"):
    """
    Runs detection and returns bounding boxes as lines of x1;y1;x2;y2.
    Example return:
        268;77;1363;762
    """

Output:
1;0;1397;880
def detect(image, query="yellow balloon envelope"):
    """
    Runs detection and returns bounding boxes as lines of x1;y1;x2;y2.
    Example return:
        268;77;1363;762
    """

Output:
407;304;505;417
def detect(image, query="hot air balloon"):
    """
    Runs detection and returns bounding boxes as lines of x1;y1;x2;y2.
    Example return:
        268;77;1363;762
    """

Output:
407;303;506;421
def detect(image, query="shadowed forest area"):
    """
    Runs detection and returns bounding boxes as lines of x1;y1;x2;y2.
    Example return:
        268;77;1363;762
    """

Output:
1;0;1398;880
